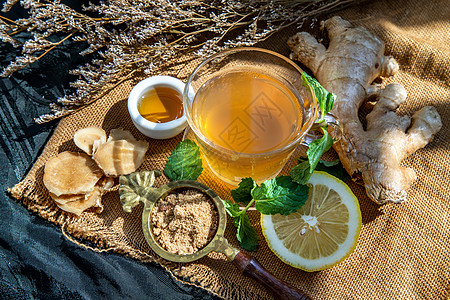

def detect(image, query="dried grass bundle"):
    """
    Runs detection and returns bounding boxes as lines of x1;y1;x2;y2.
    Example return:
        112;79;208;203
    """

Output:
1;0;359;123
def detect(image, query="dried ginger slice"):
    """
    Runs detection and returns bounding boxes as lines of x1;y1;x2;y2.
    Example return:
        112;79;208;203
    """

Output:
43;151;103;196
53;187;102;216
74;127;107;155
50;176;114;204
50;192;86;205
50;176;114;215
107;128;137;142
93;139;148;176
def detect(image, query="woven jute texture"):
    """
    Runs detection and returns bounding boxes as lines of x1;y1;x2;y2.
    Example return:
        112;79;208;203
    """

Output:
9;0;450;299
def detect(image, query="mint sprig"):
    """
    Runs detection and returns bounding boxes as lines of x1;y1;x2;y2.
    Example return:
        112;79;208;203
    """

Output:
293;72;338;183
224;176;308;251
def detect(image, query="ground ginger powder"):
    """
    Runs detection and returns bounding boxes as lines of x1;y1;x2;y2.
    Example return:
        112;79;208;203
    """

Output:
151;188;218;255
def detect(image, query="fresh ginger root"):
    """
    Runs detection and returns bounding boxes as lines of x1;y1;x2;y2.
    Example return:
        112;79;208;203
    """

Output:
288;16;442;204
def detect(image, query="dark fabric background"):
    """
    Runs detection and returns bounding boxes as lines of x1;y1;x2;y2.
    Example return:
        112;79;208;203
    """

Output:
0;4;219;300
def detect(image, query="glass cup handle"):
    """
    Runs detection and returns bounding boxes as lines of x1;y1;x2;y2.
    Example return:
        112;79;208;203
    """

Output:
301;112;342;146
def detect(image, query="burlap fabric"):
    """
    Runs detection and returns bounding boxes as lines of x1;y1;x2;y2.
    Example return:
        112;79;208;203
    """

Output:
9;0;450;299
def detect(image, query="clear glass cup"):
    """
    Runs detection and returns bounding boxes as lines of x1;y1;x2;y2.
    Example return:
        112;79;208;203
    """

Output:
183;48;324;186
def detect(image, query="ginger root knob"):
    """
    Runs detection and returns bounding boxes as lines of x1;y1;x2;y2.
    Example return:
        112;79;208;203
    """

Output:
288;16;442;204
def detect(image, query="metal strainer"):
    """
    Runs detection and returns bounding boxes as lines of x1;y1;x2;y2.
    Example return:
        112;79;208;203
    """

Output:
120;171;310;300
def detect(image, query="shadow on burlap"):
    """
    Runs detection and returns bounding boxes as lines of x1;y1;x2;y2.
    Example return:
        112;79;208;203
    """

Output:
9;0;450;299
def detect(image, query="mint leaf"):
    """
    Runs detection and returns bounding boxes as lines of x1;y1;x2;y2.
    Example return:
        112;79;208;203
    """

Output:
164;139;203;181
315;159;349;182
306;129;334;172
292;156;349;183
231;177;256;205
235;213;258;251
301;72;335;122
252;176;309;215
223;199;258;251
223;199;241;218
290;159;312;185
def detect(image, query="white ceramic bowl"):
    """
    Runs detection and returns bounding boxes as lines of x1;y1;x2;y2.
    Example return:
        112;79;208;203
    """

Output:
128;76;189;139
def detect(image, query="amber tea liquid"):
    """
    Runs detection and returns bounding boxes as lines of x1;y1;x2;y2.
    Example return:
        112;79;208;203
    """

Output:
138;86;183;123
192;71;303;184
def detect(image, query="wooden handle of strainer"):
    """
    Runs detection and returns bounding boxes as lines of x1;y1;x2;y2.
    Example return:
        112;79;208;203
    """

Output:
232;251;311;300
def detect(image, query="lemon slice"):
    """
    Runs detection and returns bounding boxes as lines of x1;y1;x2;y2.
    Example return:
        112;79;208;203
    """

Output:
261;171;361;272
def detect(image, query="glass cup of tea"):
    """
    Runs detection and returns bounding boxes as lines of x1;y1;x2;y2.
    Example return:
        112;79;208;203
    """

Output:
183;47;334;186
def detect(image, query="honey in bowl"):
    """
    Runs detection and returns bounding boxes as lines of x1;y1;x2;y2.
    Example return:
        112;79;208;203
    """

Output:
138;86;183;123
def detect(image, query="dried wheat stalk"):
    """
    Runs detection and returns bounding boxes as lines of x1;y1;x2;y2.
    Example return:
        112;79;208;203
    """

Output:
1;0;359;123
